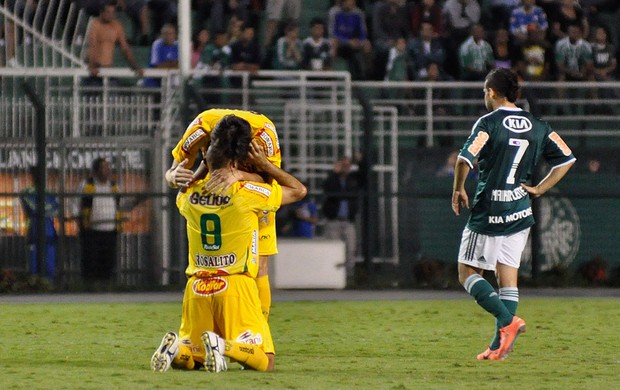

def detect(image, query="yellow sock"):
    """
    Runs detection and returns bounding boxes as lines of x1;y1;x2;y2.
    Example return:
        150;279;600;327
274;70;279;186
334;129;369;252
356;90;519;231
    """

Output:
172;343;195;370
224;340;269;371
255;275;271;321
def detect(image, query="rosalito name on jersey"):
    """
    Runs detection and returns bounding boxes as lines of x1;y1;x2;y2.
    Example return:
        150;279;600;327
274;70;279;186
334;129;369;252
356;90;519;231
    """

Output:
195;253;237;267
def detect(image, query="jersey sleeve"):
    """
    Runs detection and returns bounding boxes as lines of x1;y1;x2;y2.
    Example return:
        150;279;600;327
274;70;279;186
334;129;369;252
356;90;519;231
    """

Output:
253;126;281;168
242;181;282;213
459;118;490;168
543;129;576;168
171;115;211;167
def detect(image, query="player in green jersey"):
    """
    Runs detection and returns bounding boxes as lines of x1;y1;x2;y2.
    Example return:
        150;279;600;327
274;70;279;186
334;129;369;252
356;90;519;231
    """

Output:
451;68;576;361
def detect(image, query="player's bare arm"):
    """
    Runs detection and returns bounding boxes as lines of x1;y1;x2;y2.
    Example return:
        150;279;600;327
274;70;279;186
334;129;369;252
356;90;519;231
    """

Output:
521;161;575;198
451;158;471;216
165;159;194;189
248;140;307;205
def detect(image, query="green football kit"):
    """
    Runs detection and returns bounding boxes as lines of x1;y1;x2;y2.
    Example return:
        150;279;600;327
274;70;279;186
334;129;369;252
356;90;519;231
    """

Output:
458;107;576;236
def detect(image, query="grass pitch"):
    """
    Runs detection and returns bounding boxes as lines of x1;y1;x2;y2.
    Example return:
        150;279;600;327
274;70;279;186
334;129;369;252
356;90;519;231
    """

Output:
1;296;619;389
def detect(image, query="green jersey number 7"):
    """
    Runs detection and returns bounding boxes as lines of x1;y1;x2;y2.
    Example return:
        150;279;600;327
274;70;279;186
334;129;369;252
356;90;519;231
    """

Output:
506;138;530;184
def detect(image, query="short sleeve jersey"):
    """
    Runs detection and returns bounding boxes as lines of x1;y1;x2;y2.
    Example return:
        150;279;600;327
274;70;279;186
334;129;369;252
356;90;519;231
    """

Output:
177;179;283;278
459;107;576;235
171;109;281;169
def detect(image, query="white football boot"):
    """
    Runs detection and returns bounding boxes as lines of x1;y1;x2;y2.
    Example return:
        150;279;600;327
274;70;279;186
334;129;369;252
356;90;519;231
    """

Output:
150;331;180;372
201;331;228;373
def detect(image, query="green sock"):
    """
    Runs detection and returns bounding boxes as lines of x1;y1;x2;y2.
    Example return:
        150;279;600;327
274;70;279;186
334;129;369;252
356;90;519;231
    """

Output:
463;274;513;328
490;287;519;350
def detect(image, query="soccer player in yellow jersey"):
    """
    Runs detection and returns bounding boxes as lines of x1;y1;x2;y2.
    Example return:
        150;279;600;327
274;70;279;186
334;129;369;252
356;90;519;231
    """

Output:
165;108;281;321
152;115;306;373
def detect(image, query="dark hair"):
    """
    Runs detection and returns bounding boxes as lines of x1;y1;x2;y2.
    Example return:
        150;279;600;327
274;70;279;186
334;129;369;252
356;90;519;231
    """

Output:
100;0;116;13
310;17;325;28
92;157;108;173
208;115;252;169
485;68;520;103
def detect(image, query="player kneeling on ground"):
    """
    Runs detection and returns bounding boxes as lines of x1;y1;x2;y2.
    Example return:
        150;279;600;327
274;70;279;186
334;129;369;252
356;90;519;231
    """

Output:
151;115;307;372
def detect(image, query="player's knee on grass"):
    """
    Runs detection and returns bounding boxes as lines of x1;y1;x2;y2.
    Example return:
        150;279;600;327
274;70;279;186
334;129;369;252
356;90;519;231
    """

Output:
172;344;195;370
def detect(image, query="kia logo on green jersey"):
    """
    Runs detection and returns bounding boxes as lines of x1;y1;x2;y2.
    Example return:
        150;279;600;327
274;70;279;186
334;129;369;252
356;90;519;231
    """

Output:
503;116;532;133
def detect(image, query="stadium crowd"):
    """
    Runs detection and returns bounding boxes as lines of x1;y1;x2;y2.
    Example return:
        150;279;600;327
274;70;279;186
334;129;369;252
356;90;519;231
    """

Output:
3;0;619;84
122;0;618;83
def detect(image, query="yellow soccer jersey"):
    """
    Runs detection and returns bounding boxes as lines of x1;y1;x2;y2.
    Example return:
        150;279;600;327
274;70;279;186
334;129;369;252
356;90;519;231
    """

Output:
172;108;282;169
177;178;282;279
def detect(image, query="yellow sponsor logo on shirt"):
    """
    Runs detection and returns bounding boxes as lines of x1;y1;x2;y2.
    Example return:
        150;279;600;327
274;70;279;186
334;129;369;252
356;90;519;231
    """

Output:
192;277;228;296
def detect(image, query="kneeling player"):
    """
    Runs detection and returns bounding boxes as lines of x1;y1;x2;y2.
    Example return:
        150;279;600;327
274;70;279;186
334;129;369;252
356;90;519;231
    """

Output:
151;115;306;372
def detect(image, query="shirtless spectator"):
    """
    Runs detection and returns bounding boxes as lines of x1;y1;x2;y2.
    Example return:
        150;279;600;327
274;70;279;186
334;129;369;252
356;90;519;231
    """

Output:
85;0;144;79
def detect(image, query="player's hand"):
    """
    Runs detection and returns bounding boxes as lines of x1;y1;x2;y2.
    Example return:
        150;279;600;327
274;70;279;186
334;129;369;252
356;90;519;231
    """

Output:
203;169;238;195
520;183;542;198
452;190;469;216
169;159;194;189
247;140;270;171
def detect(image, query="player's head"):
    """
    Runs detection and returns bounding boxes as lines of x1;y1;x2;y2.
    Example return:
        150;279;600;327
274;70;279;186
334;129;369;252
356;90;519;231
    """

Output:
484;68;520;110
91;157;111;180
207;115;252;170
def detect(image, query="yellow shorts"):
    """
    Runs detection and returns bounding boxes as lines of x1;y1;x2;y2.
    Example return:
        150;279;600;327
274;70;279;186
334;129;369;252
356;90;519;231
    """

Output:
178;274;275;363
259;211;277;256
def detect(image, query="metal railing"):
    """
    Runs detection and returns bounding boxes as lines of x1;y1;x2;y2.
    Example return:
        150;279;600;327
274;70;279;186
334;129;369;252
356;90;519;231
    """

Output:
1;68;619;288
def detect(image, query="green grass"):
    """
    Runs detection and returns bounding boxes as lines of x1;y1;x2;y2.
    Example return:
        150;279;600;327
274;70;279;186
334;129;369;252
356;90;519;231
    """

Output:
1;298;619;389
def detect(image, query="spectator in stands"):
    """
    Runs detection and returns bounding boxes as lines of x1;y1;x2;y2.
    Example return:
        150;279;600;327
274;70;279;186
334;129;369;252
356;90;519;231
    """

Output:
117;0;151;45
554;23;593;115
385;36;414;81
149;23;179;69
548;0;589;45
372;0;410;79
409;0;443;38
458;23;494;81
302;17;332;71
1;1;15;67
484;0;519;30
289;187;319;238
516;24;552;81
590;25;617;82
587;158;601;174
442;0;481;79
264;0;301;49
417;61;456;146
202;30;232;71
435;150;459;177
515;24;552;116
322;154;365;286
227;14;245;44
408;21;446;80
508;0;549;48
85;0;144;81
229;22;261;72
274;20;303;70
328;0;373;80
200;30;232;105
583;0;620;49
76;158;143;289
148;0;178;41
191;28;210;69
555;23;593;82
20;166;59;281
492;28;521;69
589;25;617;114
193;0;247;35
144;23;178;87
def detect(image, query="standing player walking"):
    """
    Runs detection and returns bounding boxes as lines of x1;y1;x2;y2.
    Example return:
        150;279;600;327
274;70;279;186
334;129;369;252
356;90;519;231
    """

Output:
451;68;575;360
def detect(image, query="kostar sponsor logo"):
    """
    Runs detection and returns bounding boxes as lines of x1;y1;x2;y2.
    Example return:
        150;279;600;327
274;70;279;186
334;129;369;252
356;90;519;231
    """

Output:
192;277;228;296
